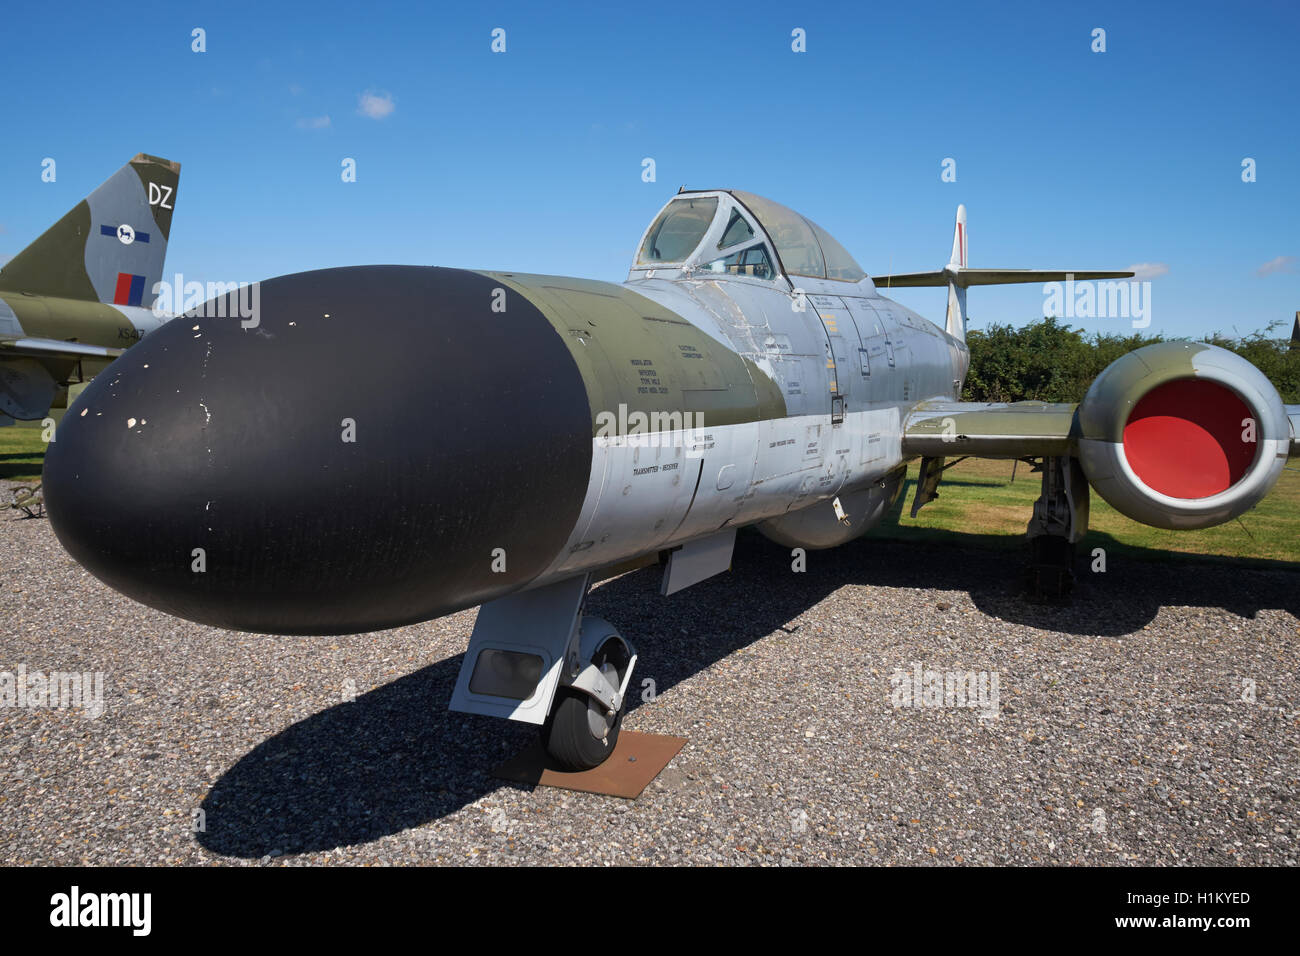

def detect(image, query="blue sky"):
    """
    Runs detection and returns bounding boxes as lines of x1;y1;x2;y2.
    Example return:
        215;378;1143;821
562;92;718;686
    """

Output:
1;0;1296;339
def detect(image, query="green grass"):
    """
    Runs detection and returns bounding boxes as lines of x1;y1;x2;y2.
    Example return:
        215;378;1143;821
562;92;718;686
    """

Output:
0;423;48;484
1;383;87;484
872;457;1300;568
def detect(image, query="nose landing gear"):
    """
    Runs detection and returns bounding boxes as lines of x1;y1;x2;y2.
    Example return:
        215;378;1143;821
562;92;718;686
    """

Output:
450;574;637;772
542;624;635;771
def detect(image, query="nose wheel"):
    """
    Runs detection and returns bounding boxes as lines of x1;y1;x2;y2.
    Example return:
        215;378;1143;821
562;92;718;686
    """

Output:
540;637;631;771
449;577;636;773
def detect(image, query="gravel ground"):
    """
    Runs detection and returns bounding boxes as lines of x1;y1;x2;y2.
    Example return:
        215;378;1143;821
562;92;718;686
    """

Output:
2;480;1297;866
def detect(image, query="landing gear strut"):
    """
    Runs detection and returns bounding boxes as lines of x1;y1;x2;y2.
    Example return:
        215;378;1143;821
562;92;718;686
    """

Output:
449;574;637;772
1025;534;1076;601
1024;456;1090;602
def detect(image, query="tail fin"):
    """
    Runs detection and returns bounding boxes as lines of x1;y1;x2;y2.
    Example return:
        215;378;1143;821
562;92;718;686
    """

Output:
0;153;180;307
873;203;1135;346
945;204;968;341
949;202;968;269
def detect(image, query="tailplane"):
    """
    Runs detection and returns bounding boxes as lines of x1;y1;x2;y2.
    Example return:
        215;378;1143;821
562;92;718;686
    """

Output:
873;204;1134;344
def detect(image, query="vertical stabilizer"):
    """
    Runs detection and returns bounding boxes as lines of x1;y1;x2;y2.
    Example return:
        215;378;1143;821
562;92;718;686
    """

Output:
944;204;968;342
0;154;180;307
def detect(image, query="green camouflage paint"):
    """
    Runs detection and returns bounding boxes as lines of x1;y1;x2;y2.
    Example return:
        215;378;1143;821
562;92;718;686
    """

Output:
483;271;787;434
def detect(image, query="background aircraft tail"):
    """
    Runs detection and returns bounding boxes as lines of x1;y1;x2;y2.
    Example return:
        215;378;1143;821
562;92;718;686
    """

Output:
873;204;1134;345
0;153;181;308
946;204;968;341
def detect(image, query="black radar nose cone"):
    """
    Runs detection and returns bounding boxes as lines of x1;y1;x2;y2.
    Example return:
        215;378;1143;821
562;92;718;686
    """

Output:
44;266;592;634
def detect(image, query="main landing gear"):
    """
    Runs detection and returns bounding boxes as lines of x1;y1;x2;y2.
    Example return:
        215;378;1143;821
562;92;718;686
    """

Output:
1023;456;1090;602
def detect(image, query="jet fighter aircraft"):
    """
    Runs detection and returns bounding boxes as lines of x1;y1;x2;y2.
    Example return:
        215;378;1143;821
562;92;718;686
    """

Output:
0;154;181;426
41;190;1300;770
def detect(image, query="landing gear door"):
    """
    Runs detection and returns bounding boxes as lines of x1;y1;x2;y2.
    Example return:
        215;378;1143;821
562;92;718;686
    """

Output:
450;574;589;725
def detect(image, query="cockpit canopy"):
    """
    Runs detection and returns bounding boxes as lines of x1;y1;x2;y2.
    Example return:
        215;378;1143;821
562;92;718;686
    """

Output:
632;189;867;283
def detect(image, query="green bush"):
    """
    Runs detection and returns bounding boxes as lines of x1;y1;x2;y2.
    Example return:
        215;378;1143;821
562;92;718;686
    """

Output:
962;318;1300;403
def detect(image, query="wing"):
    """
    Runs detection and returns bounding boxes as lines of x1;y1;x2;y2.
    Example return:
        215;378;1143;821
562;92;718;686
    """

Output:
905;398;1300;459
902;400;1078;458
0;336;125;361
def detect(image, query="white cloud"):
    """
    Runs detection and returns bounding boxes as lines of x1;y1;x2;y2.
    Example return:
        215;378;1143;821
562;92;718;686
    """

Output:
296;115;331;130
1256;255;1298;277
357;89;395;120
1127;262;1169;280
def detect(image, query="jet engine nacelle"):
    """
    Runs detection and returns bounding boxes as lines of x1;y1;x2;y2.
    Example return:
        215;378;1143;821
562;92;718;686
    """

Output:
1076;342;1289;530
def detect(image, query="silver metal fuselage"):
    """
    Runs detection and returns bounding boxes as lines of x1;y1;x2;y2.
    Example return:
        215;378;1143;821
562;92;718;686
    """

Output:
526;269;968;587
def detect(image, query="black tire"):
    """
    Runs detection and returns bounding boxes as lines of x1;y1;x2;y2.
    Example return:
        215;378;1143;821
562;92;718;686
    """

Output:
1024;536;1075;602
540;688;623;772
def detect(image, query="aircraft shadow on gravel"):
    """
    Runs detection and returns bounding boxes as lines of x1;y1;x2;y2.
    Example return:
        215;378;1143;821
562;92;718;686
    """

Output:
196;526;1299;858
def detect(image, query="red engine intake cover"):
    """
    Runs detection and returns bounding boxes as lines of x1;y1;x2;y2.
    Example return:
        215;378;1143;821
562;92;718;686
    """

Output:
1122;379;1256;499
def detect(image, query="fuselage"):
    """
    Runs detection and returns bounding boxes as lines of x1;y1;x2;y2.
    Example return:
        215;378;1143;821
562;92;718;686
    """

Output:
0;290;167;349
499;267;968;585
42;263;967;634
0;291;168;421
41;188;970;634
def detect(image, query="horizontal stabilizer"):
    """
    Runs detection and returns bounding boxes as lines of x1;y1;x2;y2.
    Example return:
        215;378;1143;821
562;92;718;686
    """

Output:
875;268;1136;288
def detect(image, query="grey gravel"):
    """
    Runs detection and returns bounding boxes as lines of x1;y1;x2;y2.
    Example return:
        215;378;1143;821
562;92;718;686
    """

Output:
2;479;1297;866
